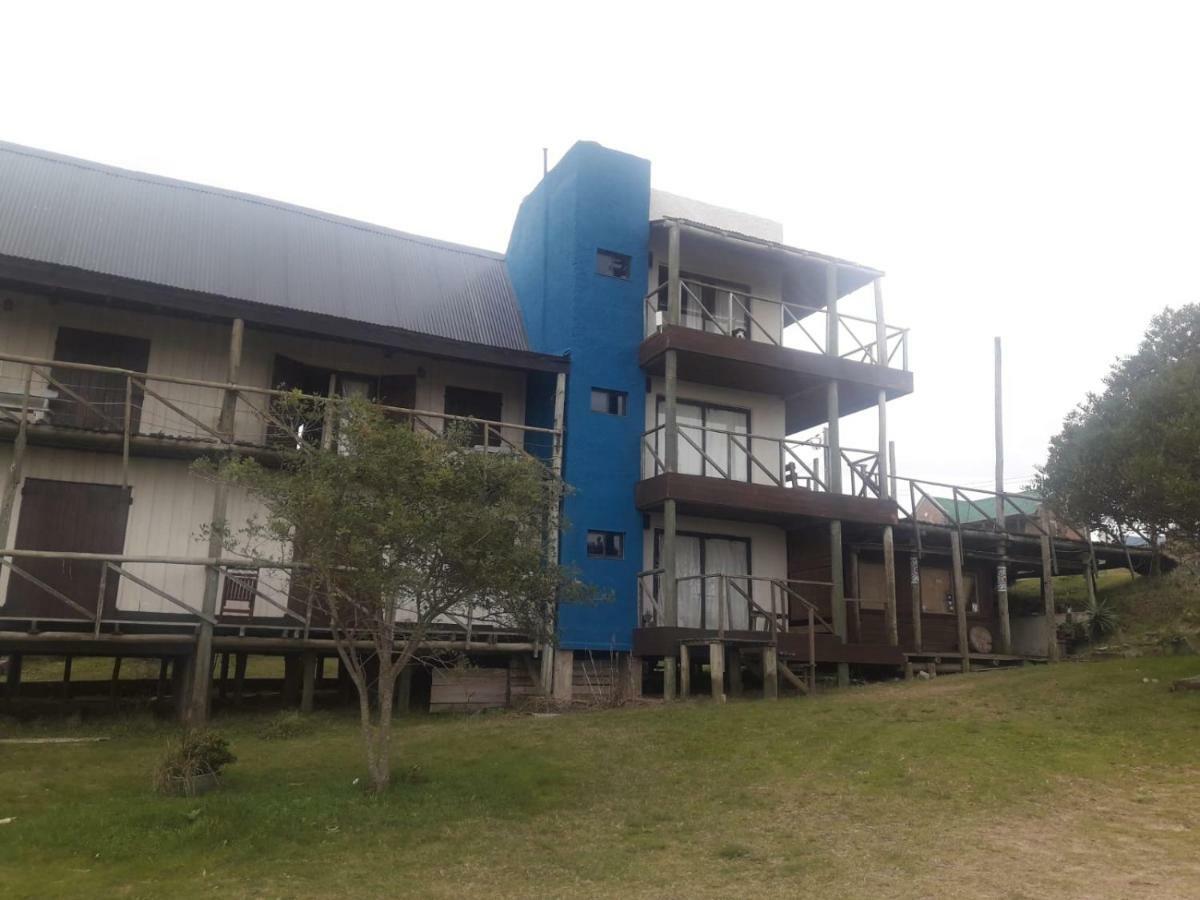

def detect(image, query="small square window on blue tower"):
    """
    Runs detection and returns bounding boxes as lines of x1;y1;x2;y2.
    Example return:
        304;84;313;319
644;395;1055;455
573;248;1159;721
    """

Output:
590;388;627;416
586;530;625;559
595;249;631;279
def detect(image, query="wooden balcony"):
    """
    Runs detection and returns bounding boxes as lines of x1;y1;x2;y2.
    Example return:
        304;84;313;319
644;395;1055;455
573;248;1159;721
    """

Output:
640;325;913;431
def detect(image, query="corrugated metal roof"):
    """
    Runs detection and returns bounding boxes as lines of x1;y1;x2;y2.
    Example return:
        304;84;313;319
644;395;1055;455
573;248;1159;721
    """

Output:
0;141;531;351
928;493;1042;524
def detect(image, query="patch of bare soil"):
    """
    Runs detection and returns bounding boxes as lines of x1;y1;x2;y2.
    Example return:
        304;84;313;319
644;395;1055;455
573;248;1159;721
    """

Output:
915;771;1200;899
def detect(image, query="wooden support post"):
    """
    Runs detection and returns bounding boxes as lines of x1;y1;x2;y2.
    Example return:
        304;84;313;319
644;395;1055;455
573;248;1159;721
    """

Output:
823;270;849;687
300;650;317;714
186;317;244;726
994;336;1013;655
217;652;231;701
679;643;691;699
882;526;899;646
888;440;898;505
109;657;123;704
663;499;678;627
1040;507;1059;661
552;648;574;703
762;646;779;700
910;552;923;652
0;366;33;549
728;647;743;698
395;664;413;714
950;530;970;673
282;654;301;706
5;652;21;699
667;221;681;326
154;657;169;703
831;521;848;688
173;654;195;721
541;370;569;695
232;652;248;705
61;655;73;700
621;654;643;700
1085;544;1099;610
662;656;677;702
708;641;726;703
848;548;862;641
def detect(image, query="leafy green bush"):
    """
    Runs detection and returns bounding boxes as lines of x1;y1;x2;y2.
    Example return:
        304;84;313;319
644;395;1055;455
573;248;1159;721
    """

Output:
154;730;236;794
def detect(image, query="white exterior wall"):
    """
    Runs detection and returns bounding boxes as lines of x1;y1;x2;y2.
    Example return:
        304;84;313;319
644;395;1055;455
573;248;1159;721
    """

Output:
641;513;787;620
0;446;289;617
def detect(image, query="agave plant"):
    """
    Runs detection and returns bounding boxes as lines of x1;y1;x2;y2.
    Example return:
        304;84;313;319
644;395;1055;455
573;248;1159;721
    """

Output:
1087;594;1119;642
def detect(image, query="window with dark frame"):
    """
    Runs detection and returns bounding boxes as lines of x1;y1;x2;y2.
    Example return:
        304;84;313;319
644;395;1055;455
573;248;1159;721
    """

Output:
586;530;625;559
595;249;631;280
590;388;627;416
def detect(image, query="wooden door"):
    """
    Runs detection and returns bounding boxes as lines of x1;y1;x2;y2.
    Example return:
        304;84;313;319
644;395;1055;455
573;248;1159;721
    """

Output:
4;479;131;619
50;327;150;432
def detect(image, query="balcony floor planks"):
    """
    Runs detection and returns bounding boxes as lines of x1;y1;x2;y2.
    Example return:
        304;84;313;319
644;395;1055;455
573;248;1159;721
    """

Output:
635;472;900;527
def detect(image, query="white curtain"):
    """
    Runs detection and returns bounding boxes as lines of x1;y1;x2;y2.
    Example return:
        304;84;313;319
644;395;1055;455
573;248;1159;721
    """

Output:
674;535;703;628
659;402;704;476
681;279;705;330
705;538;751;630
705;407;748;481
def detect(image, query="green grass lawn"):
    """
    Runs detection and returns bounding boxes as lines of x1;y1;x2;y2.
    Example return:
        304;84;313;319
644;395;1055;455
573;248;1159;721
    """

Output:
2;656;1199;898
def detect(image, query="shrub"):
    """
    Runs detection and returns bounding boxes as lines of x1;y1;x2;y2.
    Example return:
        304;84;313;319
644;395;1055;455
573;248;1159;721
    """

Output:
1087;595;1119;641
154;730;236;795
258;710;306;741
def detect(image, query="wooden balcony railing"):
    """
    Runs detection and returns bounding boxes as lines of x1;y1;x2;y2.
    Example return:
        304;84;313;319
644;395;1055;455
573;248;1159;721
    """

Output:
0;549;537;646
0;352;562;469
641;423;883;498
643;280;910;371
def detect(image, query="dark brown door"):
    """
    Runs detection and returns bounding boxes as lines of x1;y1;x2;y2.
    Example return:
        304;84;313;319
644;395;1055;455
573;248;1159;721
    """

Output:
444;386;503;447
4;479;131;619
50;328;150;433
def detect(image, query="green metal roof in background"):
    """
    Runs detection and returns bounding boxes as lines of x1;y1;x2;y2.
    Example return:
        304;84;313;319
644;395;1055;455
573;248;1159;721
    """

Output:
928;492;1042;525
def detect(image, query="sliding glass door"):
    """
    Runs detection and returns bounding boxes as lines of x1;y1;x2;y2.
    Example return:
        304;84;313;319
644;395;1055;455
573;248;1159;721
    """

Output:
655;531;751;630
656;399;750;481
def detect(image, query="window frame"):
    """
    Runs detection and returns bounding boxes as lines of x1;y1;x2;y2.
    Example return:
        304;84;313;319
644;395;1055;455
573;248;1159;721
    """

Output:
595;249;632;280
654;395;752;482
586;530;626;560
590;387;628;416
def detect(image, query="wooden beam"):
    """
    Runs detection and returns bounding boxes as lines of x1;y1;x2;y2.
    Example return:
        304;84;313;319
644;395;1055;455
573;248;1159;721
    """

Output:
708;641;726;703
663;655;677;702
1041;507;1059;662
883;526;899;647
5;652;21;699
667;222;681;326
910;553;923;652
950;530;970;673
395;664;413;714
186;316;244;727
552;649;574;703
300;650;317;714
994;336;1012;654
679;643;691;699
762;645;779;700
232;652;247;705
848;547;861;641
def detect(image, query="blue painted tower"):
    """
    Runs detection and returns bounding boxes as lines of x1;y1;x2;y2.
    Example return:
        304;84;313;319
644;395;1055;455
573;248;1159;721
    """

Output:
507;142;651;651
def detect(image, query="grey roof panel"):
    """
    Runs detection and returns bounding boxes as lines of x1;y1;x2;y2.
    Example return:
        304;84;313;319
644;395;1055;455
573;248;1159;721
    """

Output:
0;141;530;351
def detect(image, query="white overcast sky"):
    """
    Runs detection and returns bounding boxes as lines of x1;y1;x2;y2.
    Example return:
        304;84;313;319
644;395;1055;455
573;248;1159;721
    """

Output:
4;2;1196;491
